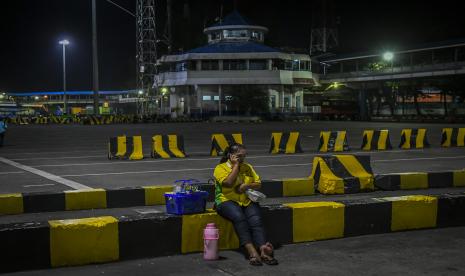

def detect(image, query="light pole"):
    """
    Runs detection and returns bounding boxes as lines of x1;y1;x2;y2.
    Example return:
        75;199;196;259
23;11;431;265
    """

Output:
383;51;395;115
59;39;70;115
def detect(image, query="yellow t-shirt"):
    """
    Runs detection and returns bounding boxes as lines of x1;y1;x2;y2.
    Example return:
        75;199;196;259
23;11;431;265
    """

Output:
213;161;261;207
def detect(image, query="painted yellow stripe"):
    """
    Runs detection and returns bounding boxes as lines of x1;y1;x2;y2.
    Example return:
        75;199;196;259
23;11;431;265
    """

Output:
400;129;412;149
383;195;437;231
212;134;228;156
312;157;345;194
362;130;373;150
65;189;107;211
284;202;344;242
335;155;374;190
282;178;315;196
285;132;299;154
129;136;144;160
49;216;119;267
378;130;389;150
416;129;427;148
181;210;239;253
319;132;330;152
142;185;173;205
453;169;465;187
168;135;185;158
153;135;170;158
270;132;283;154
399;172;428;190
0;193;24;215
115;136;126;157
232;133;243;144
334;131;346;152
458;128;465;147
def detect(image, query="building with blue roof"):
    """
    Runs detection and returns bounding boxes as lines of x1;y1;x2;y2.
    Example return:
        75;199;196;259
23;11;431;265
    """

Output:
154;11;315;117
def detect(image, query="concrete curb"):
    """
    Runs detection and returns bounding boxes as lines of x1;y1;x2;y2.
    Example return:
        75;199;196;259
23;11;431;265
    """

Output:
1;192;464;272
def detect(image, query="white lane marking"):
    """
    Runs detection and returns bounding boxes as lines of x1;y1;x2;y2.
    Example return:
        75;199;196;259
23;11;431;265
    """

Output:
30;149;422;168
60;155;465;178
0;171;26;175
23;184;56;188
12;155;104;161
60;163;313;177
0;157;91;190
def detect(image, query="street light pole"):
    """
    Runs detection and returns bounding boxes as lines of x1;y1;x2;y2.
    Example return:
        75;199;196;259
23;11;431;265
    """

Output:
59;39;70;115
92;0;100;115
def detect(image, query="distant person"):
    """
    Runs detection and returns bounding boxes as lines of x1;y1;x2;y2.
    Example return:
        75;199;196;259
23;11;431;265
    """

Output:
213;143;278;266
0;118;7;147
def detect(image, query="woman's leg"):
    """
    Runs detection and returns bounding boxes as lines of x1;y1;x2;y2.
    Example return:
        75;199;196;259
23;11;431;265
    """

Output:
216;201;261;263
243;202;266;248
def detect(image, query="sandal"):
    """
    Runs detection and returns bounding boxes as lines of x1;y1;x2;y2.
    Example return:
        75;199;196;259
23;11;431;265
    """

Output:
249;255;263;266
261;255;279;265
260;243;278;265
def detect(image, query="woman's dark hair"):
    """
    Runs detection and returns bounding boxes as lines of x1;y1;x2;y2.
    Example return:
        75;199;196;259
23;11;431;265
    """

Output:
220;143;246;163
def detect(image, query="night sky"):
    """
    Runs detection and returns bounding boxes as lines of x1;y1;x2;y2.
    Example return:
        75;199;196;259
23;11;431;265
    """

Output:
1;0;464;92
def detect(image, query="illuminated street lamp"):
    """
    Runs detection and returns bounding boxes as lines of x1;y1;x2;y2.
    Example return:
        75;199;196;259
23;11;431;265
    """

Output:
59;39;70;114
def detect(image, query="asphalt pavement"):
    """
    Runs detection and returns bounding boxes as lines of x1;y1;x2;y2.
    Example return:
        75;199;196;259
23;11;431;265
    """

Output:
0;121;464;194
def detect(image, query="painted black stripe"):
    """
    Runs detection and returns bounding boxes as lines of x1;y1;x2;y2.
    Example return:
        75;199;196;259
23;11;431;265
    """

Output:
109;137;118;156
441;130;448;145
399;131;407;148
118;214;182;260
328;132;338;151
318;134;325;151
269;134;277;153
106;187;146;208
260;180;284;197
177;135;186;156
411;129;419;147
295;135;303;153
279;133;290;153
427;171;453;188
372;130;380;150
437;193;465;227
126;137;134;158
23;192;65;213
211;138;223;155
353;155;373;174
385;132;393;149
161;135;176;157
374;174;401;191
341;198;392;237
451;128;458;146
261;204;293;247
224;134;236;145
313;161;321;186
422;129;430;147
324;156;360;193
0;221;51;272
361;132;370;150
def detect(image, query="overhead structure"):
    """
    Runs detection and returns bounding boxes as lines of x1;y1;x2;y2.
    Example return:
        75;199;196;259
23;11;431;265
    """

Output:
309;0;338;55
136;0;158;115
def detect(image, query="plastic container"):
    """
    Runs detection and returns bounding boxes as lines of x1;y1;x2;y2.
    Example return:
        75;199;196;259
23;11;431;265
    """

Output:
203;223;219;260
165;191;209;215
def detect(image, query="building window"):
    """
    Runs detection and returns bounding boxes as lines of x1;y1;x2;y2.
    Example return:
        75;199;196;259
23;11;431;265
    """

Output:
284;60;293;70
249;59;268;70
251;31;262;41
203;96;211;101
270;95;276;108
299;61;310;71
213;96;220;101
272;59;284;70
223;59;247;70
201;60;219;70
223;29;248;38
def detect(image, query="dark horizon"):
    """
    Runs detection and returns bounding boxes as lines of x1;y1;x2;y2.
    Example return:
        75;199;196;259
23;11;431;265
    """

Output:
1;0;464;92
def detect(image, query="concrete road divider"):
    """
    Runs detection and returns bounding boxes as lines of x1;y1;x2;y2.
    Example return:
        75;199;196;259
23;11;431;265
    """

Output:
375;169;465;190
399;128;429;149
361;130;392;150
210;133;243;156
108;136;127;159
151;135;186;158
269;132;303;154
318;131;349;152
311;155;374;194
441;128;465;147
1;193;464;272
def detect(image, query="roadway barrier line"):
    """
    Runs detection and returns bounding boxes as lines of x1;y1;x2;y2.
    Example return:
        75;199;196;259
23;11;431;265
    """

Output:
1;192;464;272
0;157;90;190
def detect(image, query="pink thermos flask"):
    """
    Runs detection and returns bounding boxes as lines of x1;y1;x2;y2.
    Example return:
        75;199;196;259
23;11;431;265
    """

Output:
203;223;219;260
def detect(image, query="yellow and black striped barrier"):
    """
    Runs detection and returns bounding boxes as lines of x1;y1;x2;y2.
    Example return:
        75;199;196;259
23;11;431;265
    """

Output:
33;117;49;124
269;132;303;154
318;131;349;152
361;130;392;150
399;128;429;149
2;192;465;272
310;154;374;194
210;133;243;156
441;128;465;147
151;134;186;158
375;169;465;190
107;136;143;160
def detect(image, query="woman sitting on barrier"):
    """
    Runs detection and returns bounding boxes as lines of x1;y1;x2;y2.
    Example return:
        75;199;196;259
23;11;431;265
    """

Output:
213;143;278;266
